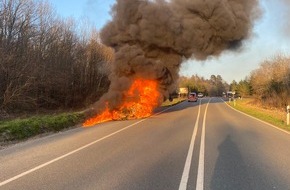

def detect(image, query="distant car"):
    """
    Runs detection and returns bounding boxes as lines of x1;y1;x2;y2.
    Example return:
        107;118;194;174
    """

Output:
188;92;198;102
197;93;203;98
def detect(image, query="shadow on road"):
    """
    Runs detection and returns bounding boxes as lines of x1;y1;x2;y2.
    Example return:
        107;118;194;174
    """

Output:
210;135;251;190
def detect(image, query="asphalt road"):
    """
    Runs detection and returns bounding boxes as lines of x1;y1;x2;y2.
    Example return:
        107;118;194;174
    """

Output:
1;97;290;190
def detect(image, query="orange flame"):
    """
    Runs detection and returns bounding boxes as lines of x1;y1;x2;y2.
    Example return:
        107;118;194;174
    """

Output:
83;79;160;127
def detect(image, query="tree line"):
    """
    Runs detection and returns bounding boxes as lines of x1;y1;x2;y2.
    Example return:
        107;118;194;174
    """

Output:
179;54;290;110
0;0;113;117
178;74;229;97
230;55;289;109
247;55;290;109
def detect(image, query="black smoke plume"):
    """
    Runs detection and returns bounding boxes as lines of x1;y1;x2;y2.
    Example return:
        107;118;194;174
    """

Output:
85;0;260;117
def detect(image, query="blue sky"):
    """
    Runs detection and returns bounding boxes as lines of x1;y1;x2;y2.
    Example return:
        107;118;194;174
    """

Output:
47;0;115;29
46;0;290;83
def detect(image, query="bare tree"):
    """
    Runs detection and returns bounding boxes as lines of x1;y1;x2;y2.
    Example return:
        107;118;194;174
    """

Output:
0;0;113;116
250;55;290;108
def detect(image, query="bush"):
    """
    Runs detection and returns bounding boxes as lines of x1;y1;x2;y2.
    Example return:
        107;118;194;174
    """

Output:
250;55;290;109
0;113;85;142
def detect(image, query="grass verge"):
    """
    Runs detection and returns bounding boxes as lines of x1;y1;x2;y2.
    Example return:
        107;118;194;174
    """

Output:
161;97;186;107
0;98;187;145
227;98;289;132
0;112;85;144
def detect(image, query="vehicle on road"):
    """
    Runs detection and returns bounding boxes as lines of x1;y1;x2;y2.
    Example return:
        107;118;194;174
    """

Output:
197;93;204;98
188;92;198;102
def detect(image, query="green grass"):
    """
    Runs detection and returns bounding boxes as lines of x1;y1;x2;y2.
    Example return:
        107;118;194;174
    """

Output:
161;97;186;107
227;98;289;132
0;112;85;143
0;98;186;144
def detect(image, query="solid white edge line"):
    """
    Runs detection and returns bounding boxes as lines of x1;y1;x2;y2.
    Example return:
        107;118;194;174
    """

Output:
178;100;201;190
221;98;290;135
196;98;211;190
0;105;176;187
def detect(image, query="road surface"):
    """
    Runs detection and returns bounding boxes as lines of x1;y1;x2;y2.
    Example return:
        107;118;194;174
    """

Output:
1;97;290;190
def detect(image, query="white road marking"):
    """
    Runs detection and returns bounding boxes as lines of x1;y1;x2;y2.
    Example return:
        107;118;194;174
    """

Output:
179;100;201;190
0;106;175;187
196;98;211;190
221;98;290;135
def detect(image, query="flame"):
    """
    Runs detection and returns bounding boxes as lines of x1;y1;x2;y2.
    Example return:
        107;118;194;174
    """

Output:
83;79;160;127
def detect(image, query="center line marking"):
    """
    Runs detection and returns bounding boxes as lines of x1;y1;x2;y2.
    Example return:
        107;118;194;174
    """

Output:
179;99;201;190
196;98;211;190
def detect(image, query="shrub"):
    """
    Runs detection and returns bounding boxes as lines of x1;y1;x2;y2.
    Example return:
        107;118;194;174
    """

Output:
0;113;85;142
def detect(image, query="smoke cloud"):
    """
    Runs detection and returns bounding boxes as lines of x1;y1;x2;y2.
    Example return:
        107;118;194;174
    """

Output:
281;0;290;34
85;0;260;116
